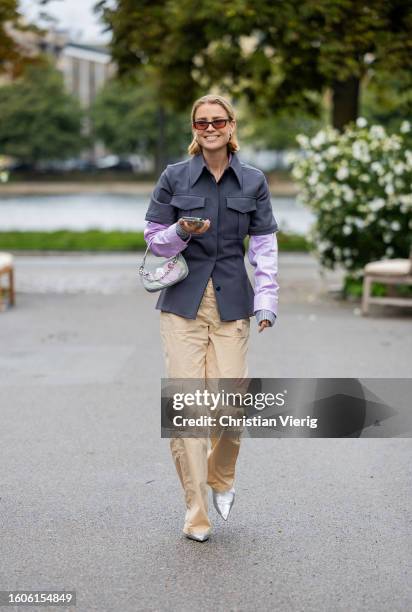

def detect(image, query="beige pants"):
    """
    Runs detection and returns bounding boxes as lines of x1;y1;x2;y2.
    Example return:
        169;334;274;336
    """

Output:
160;278;250;536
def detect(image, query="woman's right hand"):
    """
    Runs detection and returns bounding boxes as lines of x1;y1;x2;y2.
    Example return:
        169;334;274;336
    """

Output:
178;218;211;235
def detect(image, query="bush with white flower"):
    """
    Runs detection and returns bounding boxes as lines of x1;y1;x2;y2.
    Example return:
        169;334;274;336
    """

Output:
287;119;412;278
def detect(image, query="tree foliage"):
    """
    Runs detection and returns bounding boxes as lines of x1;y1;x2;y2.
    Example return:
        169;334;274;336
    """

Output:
0;58;86;164
0;0;20;74
0;0;53;77
89;75;190;161
95;0;412;129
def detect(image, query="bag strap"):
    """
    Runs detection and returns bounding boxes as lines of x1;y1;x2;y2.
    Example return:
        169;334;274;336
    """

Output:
138;242;179;280
141;243;151;266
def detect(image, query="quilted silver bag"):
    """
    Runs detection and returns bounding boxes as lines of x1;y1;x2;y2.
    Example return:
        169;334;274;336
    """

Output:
138;244;189;292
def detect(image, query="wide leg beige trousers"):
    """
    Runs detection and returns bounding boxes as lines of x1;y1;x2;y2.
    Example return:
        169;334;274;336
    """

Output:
160;278;250;536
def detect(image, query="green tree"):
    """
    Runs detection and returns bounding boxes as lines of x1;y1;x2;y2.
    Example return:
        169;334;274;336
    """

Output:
0;0;27;73
0;0;54;77
237;96;327;150
89;75;190;165
0;58;86;165
361;70;412;134
95;0;412;131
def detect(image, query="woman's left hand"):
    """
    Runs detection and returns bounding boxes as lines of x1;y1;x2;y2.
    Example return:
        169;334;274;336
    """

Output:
258;320;271;333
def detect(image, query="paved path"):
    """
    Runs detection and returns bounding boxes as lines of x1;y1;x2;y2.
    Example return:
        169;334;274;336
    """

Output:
0;254;411;612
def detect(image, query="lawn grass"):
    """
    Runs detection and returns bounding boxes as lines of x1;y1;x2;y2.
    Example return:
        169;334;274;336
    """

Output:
0;230;309;252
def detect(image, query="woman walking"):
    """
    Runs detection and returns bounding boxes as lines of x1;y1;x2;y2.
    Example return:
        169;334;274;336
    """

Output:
144;94;279;542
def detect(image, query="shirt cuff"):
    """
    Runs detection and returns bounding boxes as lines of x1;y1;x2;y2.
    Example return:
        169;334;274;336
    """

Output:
175;223;191;241
255;309;276;327
253;294;278;316
161;222;191;250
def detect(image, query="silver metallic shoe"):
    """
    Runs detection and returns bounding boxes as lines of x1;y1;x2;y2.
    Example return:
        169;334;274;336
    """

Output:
212;487;235;521
184;531;210;542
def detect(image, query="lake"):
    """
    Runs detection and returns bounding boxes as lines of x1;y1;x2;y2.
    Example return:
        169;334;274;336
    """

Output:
0;193;315;235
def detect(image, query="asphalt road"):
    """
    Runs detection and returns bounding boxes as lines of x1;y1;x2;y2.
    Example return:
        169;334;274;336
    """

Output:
0;254;411;612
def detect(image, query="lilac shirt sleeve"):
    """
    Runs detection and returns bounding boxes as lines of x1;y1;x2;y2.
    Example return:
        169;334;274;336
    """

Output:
144;221;191;257
248;233;279;316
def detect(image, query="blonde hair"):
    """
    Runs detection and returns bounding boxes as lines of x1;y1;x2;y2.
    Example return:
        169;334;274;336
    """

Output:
188;94;240;156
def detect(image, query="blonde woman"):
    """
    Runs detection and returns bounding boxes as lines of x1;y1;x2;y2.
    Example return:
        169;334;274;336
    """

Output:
144;94;279;542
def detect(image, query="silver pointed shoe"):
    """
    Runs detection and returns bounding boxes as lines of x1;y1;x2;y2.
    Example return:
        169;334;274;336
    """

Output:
184;531;210;542
212;487;235;521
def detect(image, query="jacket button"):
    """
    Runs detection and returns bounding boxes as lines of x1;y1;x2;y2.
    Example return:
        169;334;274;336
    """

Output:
215;286;221;291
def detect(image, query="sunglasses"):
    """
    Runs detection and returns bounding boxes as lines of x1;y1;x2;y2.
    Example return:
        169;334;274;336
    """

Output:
193;118;231;130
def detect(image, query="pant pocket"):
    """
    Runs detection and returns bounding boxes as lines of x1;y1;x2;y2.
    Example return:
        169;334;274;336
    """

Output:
235;318;250;336
215;318;250;338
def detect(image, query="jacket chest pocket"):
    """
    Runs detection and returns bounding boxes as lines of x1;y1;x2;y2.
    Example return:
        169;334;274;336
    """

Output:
224;197;257;238
170;194;206;219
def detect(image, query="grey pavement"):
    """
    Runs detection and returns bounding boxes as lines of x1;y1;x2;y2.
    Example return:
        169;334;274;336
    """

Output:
0;253;411;612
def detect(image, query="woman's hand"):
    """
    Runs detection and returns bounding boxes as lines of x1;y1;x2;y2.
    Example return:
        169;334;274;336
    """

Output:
178;218;211;235
258;320;271;333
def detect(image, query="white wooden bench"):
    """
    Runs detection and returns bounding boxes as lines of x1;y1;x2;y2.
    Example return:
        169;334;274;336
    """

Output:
361;249;412;315
0;252;15;311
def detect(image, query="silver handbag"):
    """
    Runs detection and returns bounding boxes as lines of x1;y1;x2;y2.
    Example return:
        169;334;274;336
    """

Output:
138;244;189;292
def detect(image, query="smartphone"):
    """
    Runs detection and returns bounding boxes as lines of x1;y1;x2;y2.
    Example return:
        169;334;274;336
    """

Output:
180;216;206;229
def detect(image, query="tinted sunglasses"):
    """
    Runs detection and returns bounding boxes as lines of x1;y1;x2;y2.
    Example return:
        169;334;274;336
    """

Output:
193;118;231;130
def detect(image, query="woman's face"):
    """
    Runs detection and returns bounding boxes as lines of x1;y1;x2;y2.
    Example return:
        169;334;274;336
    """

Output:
192;103;235;153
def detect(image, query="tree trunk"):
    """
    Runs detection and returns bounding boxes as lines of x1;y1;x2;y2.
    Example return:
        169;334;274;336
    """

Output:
155;104;167;178
331;76;360;132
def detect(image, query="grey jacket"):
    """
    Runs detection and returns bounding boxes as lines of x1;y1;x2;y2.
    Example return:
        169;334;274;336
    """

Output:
145;152;278;321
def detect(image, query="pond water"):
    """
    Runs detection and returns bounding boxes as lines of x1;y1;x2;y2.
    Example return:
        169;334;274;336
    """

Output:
0;193;315;235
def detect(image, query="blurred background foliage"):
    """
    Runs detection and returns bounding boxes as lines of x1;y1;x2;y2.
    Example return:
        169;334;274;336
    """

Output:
0;1;411;171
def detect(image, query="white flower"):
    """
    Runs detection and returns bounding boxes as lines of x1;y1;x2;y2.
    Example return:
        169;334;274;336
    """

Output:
292;167;304;180
354;218;365;229
400;121;411;134
369;198;385;212
308;171;319;186
315;183;328;198
370;125;386;139
318;241;331;253
326;145;339;160
352;140;370;162
343;225;352;235
336;165;349;180
382;172;393;184
400;194;412;207
359;173;370;182
371;161;384;175
393;162;405;175
285;151;297;165
390;221;401;231
296;134;309;148
385;247;395;256
311;131;327;148
383;232;393;243
342;185;354;202
405;151;412;167
356;117;367;128
385;184;395;195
